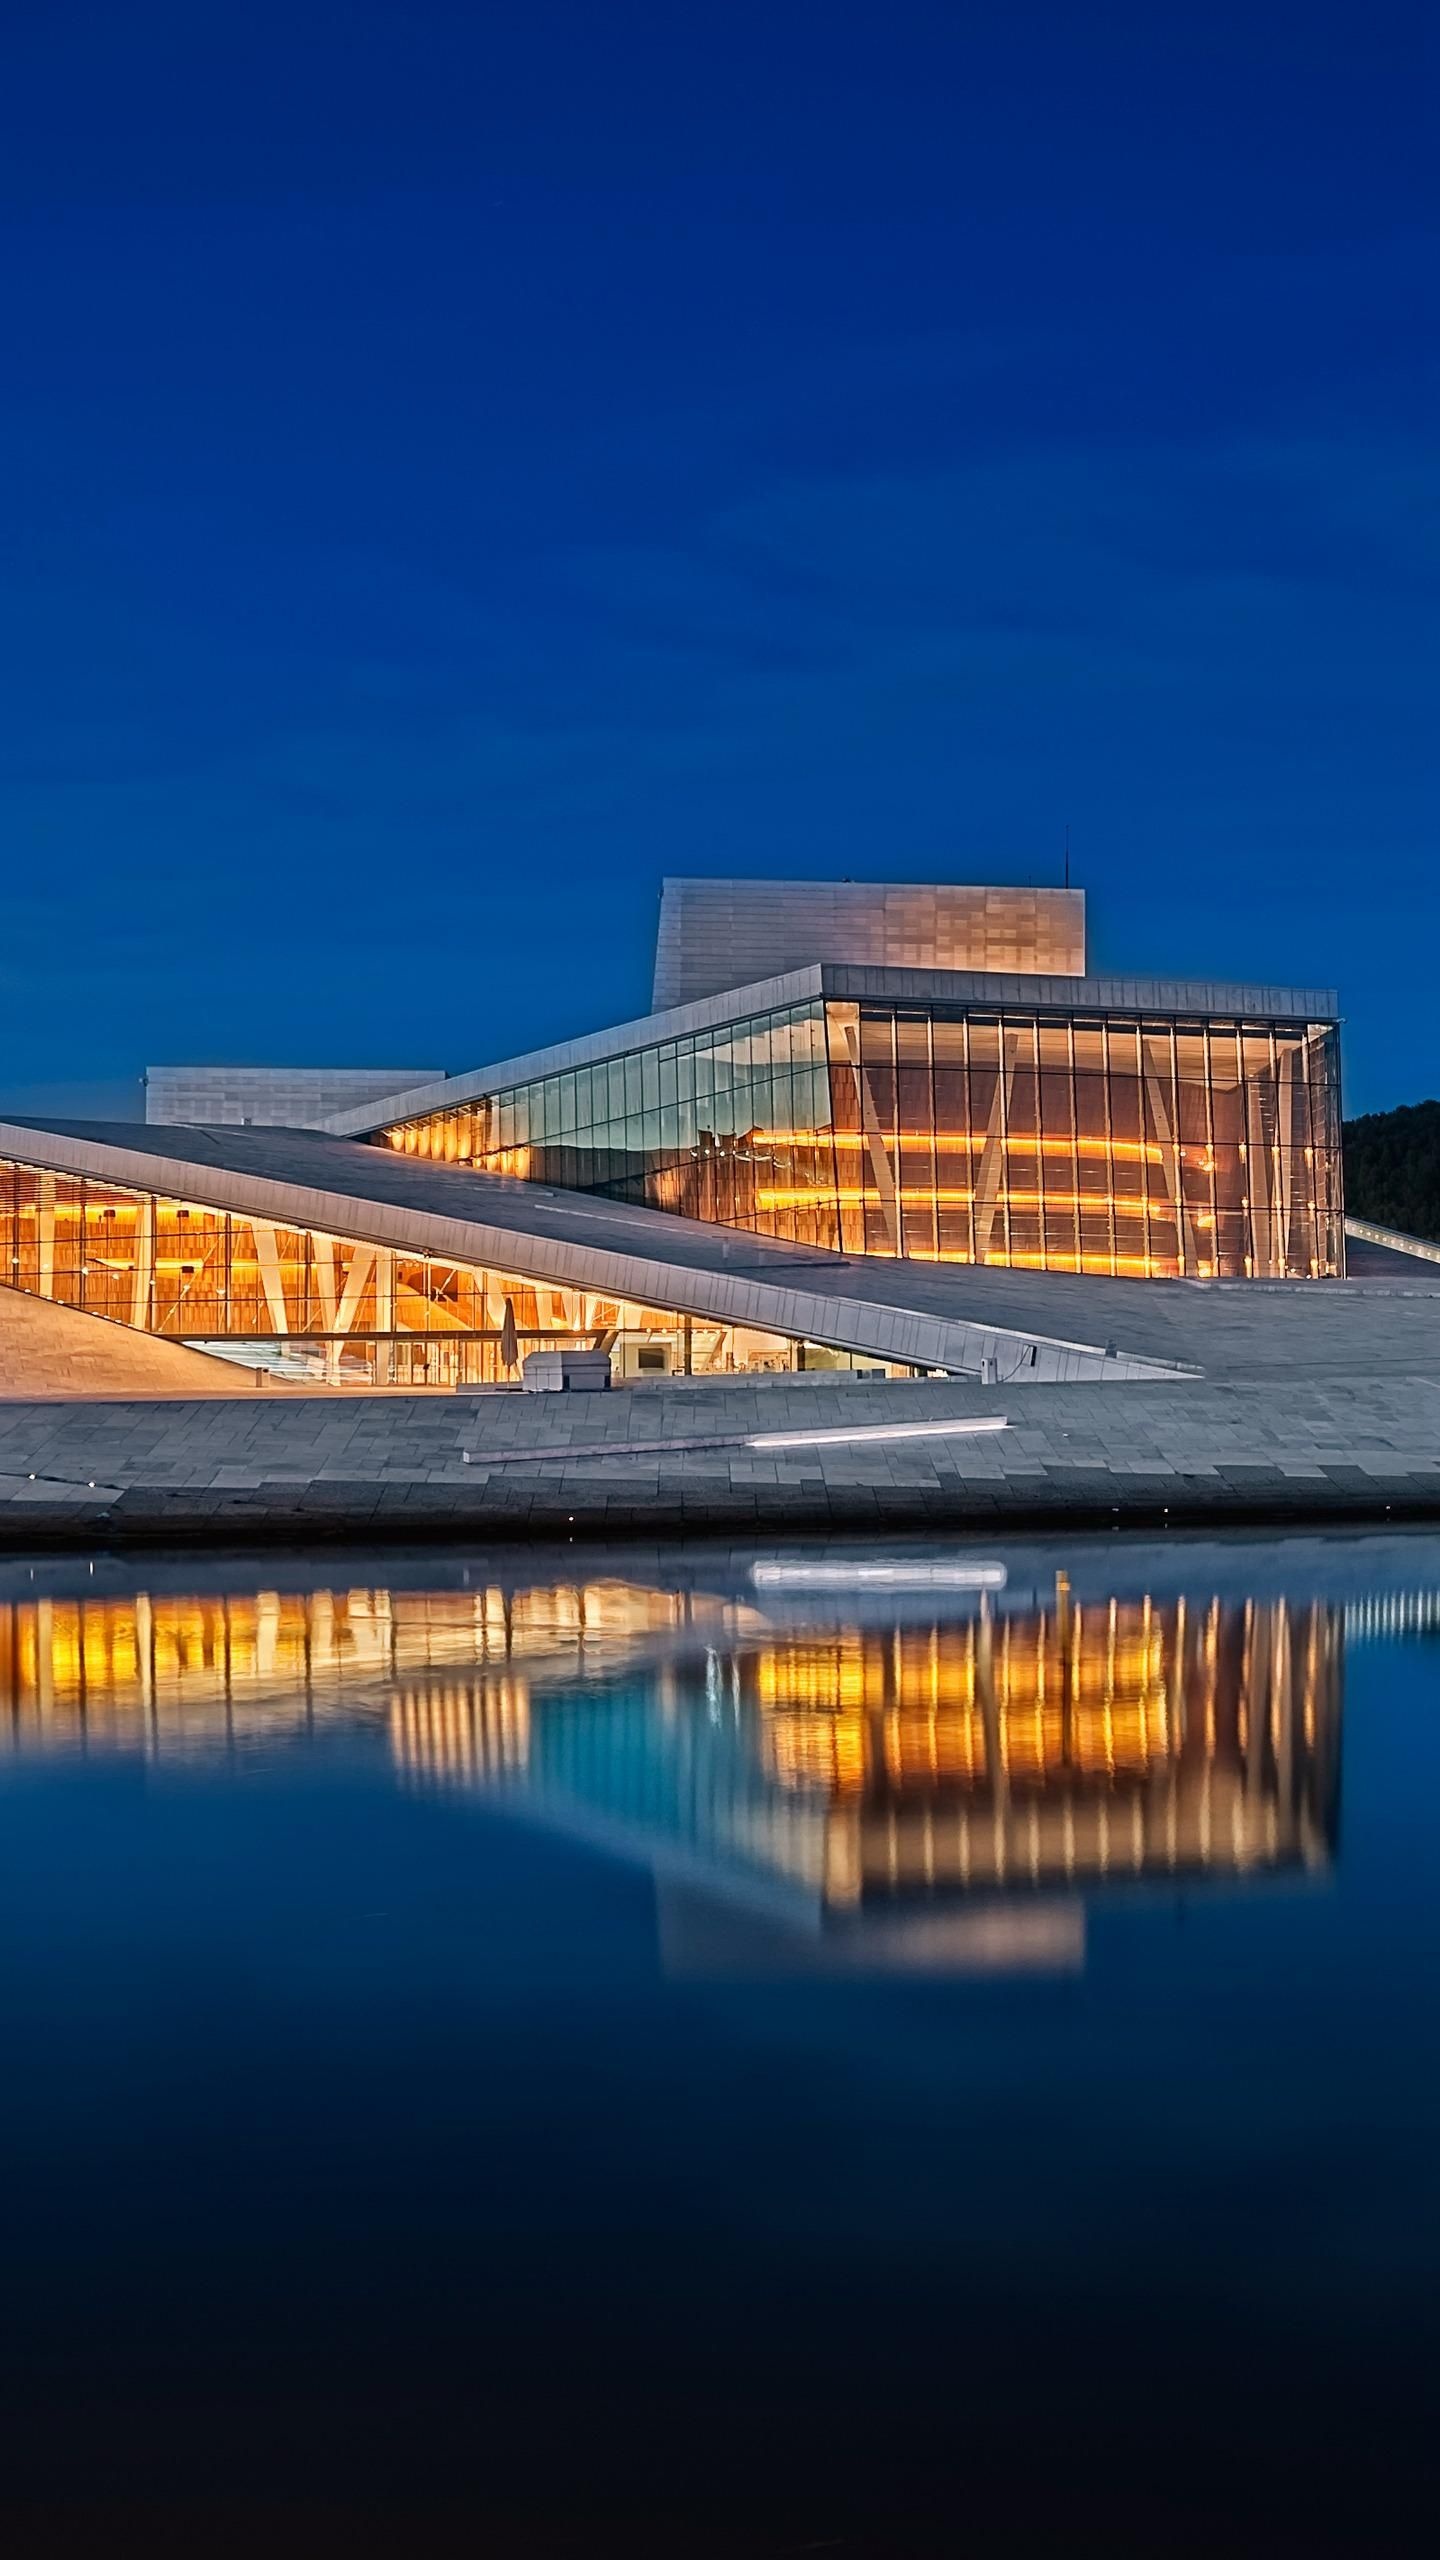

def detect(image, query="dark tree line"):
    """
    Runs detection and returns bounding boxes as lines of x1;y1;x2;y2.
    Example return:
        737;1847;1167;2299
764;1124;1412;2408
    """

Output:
1344;1101;1440;1243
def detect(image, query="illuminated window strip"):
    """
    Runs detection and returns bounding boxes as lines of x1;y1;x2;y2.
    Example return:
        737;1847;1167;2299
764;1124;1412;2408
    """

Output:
996;1251;1173;1276
383;1126;1221;1170
892;1246;1172;1275
752;1131;1177;1162
755;1187;1181;1217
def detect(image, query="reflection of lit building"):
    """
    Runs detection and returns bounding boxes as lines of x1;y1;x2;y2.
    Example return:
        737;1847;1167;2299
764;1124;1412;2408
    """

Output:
744;1590;1339;1904
0;1567;1348;1969
0;1579;752;1764
1343;1589;1440;1641
495;1586;1342;1931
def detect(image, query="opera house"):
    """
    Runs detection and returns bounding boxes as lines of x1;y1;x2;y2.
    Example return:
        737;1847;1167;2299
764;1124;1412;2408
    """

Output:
0;876;1344;1392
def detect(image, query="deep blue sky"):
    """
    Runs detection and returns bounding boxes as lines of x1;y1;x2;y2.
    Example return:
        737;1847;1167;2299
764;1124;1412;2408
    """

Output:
1;0;1435;1117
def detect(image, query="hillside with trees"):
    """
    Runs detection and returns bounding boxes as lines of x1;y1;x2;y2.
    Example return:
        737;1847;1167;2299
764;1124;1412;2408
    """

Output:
1344;1102;1440;1243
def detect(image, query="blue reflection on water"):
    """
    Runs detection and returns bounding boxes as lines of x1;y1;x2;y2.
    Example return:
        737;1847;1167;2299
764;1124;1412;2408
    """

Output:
0;1531;1438;2543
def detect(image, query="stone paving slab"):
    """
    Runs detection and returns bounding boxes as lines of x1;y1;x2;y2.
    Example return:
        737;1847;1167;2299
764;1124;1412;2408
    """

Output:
0;1367;1439;1545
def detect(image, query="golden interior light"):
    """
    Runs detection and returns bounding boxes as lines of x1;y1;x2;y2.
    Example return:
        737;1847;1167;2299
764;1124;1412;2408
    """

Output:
753;1130;1173;1162
884;1246;1165;1275
756;1186;1178;1218
996;1251;1167;1275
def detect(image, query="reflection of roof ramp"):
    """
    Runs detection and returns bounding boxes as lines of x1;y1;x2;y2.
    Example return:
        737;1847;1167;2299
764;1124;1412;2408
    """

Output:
655;1881;1087;1976
0;1117;1191;1385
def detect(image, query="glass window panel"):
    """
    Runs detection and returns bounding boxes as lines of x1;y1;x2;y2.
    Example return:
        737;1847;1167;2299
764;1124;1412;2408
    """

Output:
827;1058;860;1141
799;1006;829;1074
863;1196;894;1256
1207;1026;1243;1086
932;1067;968;1147
1004;1021;1040;1137
901;1198;937;1257
966;1021;1000;1147
1141;1035;1179;1161
935;1197;972;1261
860;1011;897;1131
1213;1209;1250;1265
1106;1025;1143;1148
1039;1027;1075;1138
1074;1064;1107;1146
1041;1199;1079;1267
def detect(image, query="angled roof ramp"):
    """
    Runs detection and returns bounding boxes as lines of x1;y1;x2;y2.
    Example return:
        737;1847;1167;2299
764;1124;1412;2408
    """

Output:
0;1119;1193;1386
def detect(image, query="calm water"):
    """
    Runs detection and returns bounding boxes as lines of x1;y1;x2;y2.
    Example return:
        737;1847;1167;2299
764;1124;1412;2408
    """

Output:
2;1530;1438;2546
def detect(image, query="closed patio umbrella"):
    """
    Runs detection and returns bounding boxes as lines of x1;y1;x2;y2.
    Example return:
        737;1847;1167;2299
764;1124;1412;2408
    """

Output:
499;1298;519;1374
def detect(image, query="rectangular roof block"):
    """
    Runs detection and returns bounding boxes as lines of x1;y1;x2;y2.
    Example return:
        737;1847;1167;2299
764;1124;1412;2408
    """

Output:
652;876;1087;1008
147;1066;443;1130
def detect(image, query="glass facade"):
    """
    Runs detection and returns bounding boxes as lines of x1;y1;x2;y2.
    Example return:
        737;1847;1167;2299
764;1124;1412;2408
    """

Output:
379;997;1344;1280
383;998;843;1250
0;1148;887;1386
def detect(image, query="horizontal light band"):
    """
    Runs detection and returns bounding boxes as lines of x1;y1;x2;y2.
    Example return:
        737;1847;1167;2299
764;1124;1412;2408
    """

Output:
991;1251;1170;1275
754;1131;1170;1161
751;1560;1008;1590
747;1416;1009;1452
755;1186;1180;1214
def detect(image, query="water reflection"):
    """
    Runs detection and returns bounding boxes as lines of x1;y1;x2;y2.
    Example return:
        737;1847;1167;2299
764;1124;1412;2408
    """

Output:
0;1577;752;1758
0;1543;1380;1974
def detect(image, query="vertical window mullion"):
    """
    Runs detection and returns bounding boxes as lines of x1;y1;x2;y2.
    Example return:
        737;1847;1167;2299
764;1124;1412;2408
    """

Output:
1066;1020;1080;1275
997;1016;1013;1266
1167;1022;1183;1276
926;1013;939;1259
1102;1024;1118;1278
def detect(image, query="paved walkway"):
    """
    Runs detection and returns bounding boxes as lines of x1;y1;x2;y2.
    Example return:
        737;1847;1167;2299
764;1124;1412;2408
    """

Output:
4;1369;1440;1544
